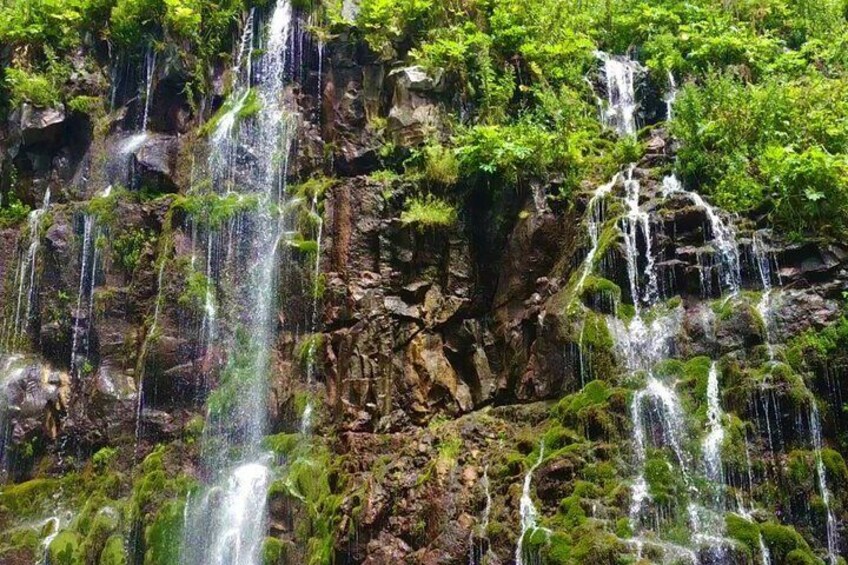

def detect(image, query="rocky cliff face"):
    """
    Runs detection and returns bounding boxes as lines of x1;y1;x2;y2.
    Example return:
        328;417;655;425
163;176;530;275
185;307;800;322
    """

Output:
1;6;848;565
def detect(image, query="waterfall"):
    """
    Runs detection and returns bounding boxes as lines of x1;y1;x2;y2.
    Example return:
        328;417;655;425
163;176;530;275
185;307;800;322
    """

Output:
181;2;297;563
3;189;50;349
134;259;167;455
69;213;99;377
469;467;492;565
752;231;777;359
300;192;323;434
665;72;678;121
695;362;729;555
595;51;642;136
0;355;25;467
702;362;725;487
515;442;548;565
141;48;156;132
662;174;741;295
810;402;839;564
120;47;157;155
574;174;617;296
622;166;659;308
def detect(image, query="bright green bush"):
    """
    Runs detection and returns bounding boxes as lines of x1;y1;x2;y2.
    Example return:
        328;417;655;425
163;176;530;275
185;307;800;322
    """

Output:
672;73;848;238
4;67;60;107
400;194;457;229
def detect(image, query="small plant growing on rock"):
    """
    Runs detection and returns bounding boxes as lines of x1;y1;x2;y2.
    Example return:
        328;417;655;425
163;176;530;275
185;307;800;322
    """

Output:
400;194;457;229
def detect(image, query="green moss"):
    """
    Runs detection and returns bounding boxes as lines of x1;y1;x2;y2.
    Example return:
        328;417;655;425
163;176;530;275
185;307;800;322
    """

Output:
47;531;81;565
87;188;128;226
788;450;816;488
786;549;823;565
262;536;289;565
567;524;624;563
92;447;118;470
580;276;621;306
264;432;301;457
541;531;573;563
556;496;587;529
821;448;848;488
78;504;121;563
726;513;760;555
644;452;686;508
99;534;127;565
0;527;40;561
0;478;61;516
400;195;457;229
172;192;261;227
760;522;814;561
144;499;185;565
580;311;613;350
68;95;103;115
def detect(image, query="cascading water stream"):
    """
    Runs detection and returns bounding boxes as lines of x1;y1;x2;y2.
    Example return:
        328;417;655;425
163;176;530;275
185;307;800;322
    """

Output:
595;51;642;136
665;72;677;121
702;363;725;488
515;442;548;565
469;467;492;565
622;166;659;308
662;174;741;295
811;402;839;564
120;47;157;155
181;3;297;563
752;231;778;361
575;175;617;296
134;259;167;456
4;189;50;349
69;213;99;378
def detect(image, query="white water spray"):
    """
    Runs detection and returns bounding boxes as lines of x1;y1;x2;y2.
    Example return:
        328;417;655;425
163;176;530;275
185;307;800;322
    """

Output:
516;442;549;565
596;52;643;136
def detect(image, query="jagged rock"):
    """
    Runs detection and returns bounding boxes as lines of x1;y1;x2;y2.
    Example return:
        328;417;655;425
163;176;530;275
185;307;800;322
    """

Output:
362;532;412;563
91;361;135;403
715;298;764;353
10;104;66;148
387;66;445;146
383;295;421;319
404;332;473;419
770;288;840;341
389;65;444;93
0;355;70;469
131;134;179;193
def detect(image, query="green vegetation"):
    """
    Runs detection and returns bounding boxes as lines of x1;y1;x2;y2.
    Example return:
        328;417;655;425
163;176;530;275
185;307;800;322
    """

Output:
113;228;156;274
267;433;343;565
674;76;848;239
173;192;260;227
0;191;31;228
400;194;457;229
0;0;247;116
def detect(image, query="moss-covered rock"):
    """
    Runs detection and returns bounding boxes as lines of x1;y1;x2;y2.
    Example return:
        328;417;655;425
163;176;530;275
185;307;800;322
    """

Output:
99;534;128;565
47;530;82;565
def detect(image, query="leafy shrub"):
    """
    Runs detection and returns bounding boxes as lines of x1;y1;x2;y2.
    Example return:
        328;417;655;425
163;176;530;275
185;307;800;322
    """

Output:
672;73;848;238
4;67;60;107
421;143;459;185
400;194;457;229
0;192;31;227
68;95;102;114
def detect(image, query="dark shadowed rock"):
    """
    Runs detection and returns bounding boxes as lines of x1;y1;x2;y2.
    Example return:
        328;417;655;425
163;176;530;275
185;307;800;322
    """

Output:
11;104;66;148
131;134;179;193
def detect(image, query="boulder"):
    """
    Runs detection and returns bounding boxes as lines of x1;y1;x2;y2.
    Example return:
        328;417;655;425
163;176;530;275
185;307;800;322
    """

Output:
11;104;66;148
131;134;179;193
387;66;445;146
